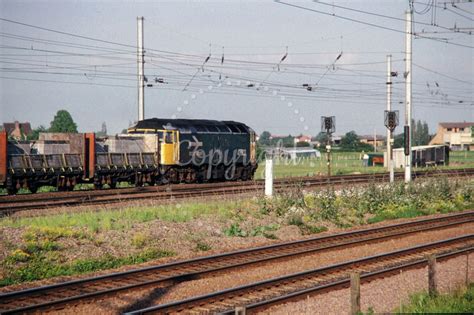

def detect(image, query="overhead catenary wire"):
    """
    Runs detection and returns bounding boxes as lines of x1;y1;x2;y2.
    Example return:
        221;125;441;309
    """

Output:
313;0;472;34
275;1;474;48
0;14;471;121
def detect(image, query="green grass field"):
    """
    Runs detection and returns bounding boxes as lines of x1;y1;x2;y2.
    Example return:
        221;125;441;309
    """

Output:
255;150;474;179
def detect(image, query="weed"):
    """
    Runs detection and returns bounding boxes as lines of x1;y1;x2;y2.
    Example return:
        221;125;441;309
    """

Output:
7;249;30;263
131;232;150;248
195;241;212;251
223;223;280;238
249;224;280;237
224;223;246;237
316;187;339;221
395;283;474;313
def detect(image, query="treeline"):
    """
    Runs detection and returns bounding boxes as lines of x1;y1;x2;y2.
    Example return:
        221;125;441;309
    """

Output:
24;110;107;140
393;119;431;148
259;119;431;151
258;130;374;151
27;110;78;140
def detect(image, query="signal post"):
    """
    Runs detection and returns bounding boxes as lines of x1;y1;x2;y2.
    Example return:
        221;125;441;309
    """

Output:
321;116;335;179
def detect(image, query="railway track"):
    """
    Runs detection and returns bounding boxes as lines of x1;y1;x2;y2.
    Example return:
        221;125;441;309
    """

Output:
1;168;473;213
0;210;472;314
127;235;473;315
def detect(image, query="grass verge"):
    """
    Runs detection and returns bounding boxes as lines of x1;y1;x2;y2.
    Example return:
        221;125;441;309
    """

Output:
1;248;175;287
395;284;474;313
0;200;238;233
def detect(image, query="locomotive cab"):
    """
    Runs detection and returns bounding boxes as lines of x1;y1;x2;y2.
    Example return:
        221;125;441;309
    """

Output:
159;130;179;165
250;130;257;164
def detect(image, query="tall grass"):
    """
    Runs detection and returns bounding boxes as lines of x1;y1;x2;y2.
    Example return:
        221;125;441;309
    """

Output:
257;178;473;228
395;284;474;313
0;200;239;233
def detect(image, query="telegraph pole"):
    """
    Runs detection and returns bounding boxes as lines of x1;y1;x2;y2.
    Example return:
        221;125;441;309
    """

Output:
404;10;413;183
137;16;145;121
386;55;394;183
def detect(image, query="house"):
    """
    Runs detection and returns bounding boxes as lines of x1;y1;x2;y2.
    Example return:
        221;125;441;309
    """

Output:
311;134;341;148
359;135;386;149
3;121;32;140
429;122;473;150
294;135;312;144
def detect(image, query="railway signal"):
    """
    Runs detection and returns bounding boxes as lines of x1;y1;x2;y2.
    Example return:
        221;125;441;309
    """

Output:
384;110;399;132
321;116;335;178
384;110;399;183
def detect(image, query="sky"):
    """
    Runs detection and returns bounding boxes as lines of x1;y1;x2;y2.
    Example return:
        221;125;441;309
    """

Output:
0;0;472;136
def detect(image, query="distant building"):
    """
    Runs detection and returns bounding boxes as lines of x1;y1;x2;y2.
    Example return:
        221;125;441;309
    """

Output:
359;135;386;148
3;121;32;140
294;135;312;144
311;135;341;148
429;122;473;151
269;147;321;160
332;135;342;146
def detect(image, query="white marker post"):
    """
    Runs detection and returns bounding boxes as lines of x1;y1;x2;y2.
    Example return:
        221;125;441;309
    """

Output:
265;154;273;198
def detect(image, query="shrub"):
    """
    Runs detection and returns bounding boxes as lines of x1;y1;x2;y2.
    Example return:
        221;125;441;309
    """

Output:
195;241;212;251
131;232;149;248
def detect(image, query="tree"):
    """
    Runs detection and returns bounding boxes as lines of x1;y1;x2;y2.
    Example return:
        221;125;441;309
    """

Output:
101;122;107;135
421;121;430;144
96;122;108;137
411;119;431;146
27;125;47;140
258;131;272;146
314;132;329;145
280;135;295;147
414;120;423;146
296;141;310;147
393;133;404;148
49;110;78;133
340;131;373;151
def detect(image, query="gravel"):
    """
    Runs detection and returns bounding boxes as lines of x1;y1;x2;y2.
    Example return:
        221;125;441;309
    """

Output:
267;252;474;314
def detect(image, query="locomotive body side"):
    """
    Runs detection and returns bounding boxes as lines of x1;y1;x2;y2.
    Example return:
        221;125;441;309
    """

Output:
128;118;258;183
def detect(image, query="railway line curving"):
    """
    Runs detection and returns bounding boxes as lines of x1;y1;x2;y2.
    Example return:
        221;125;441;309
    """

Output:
0;211;472;314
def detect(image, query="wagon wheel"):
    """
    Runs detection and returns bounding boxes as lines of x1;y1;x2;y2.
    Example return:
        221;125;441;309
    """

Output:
6;187;18;195
241;170;249;181
29;185;38;194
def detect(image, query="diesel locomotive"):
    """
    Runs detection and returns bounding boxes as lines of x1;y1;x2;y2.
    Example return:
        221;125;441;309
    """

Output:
0;118;258;195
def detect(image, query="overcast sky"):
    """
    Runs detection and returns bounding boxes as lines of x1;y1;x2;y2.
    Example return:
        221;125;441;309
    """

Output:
0;0;472;136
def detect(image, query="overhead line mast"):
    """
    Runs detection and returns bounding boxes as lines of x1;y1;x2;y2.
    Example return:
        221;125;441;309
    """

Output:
405;10;413;183
137;16;145;121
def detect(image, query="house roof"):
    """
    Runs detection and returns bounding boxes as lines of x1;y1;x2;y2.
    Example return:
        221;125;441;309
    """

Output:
3;122;32;135
439;122;474;129
296;135;312;141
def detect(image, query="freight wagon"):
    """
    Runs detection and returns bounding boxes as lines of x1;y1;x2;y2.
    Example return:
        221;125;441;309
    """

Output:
0;118;258;194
